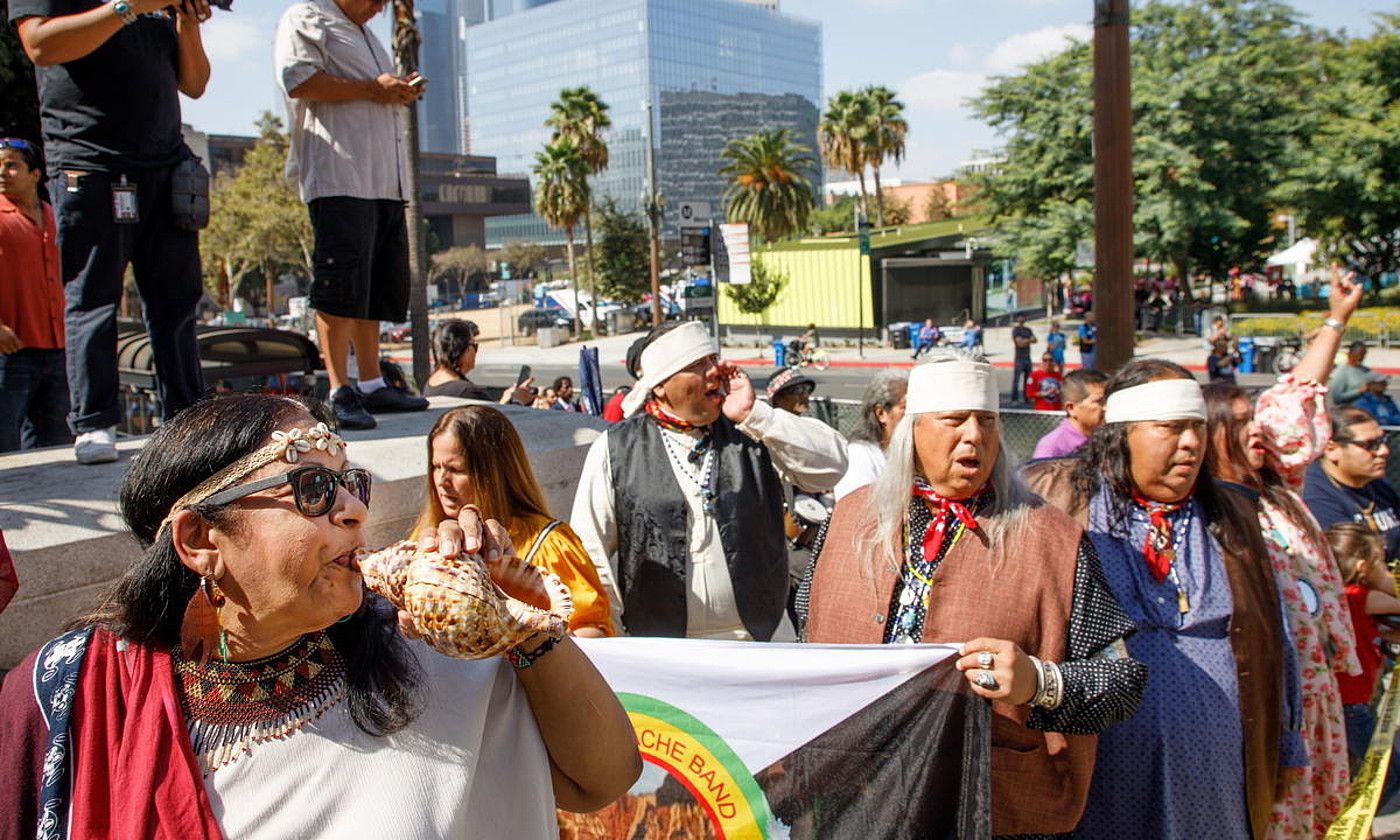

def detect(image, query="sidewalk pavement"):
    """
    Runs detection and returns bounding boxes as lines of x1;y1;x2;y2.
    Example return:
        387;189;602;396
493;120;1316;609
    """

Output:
398;317;1400;378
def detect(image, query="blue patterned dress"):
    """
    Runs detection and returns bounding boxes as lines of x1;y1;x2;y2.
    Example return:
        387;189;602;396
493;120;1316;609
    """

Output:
1076;490;1251;840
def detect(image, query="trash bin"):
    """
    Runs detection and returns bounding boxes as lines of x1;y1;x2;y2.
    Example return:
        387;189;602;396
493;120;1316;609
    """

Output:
889;322;910;349
1252;337;1278;374
1237;336;1255;374
537;327;566;349
606;310;627;336
772;336;787;367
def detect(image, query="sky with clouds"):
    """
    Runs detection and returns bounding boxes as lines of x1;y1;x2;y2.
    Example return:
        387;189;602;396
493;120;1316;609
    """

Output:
181;0;1390;179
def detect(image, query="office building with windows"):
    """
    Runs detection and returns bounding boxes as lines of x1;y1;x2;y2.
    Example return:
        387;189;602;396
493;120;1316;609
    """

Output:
418;0;821;246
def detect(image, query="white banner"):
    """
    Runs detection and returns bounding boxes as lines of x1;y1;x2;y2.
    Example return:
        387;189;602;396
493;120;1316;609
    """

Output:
720;223;752;285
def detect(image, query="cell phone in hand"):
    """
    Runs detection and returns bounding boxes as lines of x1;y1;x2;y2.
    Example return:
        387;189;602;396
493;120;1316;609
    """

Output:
517;365;532;386
407;75;427;88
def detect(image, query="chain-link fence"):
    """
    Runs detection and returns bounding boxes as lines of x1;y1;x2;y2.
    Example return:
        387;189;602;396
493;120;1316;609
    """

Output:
807;397;1064;462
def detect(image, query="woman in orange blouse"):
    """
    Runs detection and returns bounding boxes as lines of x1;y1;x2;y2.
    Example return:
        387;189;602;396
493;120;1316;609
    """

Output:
414;405;614;636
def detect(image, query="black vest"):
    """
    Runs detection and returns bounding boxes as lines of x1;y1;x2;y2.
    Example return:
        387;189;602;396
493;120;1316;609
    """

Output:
607;413;788;639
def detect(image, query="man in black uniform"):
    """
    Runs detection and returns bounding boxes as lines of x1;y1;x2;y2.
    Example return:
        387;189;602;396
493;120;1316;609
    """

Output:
11;0;211;463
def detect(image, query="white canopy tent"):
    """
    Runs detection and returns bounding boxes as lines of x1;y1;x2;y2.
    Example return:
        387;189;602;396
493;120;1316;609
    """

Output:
1266;237;1317;271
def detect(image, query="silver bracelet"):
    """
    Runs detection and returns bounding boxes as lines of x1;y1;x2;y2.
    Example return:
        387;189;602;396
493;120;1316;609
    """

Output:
1323;317;1345;332
1029;657;1063;710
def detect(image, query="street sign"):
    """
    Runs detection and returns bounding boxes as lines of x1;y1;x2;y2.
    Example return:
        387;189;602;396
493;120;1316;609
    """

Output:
720;222;751;285
681;226;712;267
678;201;712;225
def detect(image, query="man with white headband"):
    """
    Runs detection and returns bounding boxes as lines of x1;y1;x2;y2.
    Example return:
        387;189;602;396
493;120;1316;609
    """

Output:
801;349;1145;839
1024;358;1298;840
569;321;847;640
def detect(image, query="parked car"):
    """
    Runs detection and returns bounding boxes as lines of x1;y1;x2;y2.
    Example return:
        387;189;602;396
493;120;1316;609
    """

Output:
379;321;412;342
628;300;682;331
517;308;574;337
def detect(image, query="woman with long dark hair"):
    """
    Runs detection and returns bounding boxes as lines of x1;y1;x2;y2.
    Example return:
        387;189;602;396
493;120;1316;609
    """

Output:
415;405;613;636
0;394;639;838
1025;358;1297;840
1199;269;1364;838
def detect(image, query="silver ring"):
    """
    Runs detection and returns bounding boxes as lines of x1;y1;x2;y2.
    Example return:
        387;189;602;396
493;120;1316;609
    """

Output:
975;671;1000;690
977;651;994;670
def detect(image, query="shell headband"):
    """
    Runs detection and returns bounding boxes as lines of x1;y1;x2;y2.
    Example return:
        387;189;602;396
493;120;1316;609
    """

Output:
1103;379;1206;424
906;359;1000;415
160;423;346;531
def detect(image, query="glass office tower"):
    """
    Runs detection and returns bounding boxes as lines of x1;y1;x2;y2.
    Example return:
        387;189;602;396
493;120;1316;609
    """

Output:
428;0;821;246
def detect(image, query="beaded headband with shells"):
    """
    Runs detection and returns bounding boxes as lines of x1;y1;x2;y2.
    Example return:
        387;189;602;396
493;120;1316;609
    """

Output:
159;423;347;533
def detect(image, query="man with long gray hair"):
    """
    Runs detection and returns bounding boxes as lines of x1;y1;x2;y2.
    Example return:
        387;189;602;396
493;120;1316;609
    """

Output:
1024;358;1297;840
800;350;1145;838
832;368;907;501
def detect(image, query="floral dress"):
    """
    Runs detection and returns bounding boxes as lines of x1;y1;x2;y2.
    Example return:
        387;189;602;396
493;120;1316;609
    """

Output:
1256;376;1362;837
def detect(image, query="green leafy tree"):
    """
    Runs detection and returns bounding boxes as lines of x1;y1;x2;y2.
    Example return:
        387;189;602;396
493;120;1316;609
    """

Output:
863;85;908;226
532;137;590;332
430;245;491;300
202;114;313;312
501;240;548;280
819;90;873;216
972;42;1094;283
546;86;610;334
973;0;1311;286
810;194;861;235
593;197;650;304
0;0;38;140
724;260;787;322
1283;17;1400;281
720;128;816;243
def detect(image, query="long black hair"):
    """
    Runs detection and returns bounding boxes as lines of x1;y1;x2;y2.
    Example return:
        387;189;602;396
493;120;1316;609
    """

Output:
1069;358;1254;557
80;394;425;736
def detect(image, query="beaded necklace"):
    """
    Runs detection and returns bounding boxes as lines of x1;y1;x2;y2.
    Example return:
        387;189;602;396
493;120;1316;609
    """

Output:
660;427;718;515
174;630;345;774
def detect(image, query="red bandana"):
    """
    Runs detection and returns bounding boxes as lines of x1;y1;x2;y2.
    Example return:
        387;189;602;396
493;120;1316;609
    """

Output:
911;481;980;562
645;400;700;433
1131;492;1187;582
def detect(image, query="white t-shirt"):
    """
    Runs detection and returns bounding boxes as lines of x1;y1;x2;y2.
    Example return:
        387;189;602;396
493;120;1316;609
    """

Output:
833;440;887;501
205;649;558;839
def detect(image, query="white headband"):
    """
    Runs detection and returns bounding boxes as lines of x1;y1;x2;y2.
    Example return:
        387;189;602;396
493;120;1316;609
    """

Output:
1103;379;1206;424
620;321;717;417
906;359;999;415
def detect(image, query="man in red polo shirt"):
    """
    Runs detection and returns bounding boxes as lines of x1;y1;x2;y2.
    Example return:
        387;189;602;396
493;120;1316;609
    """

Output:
0;138;69;452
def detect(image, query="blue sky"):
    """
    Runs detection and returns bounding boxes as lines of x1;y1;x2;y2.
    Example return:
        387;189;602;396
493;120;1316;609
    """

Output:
181;0;1392;179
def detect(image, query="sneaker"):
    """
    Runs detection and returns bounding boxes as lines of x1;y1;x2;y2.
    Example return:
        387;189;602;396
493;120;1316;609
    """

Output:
359;384;429;414
74;427;119;465
331;385;377;430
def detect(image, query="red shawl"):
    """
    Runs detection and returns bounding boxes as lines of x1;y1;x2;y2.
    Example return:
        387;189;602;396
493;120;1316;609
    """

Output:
0;628;223;840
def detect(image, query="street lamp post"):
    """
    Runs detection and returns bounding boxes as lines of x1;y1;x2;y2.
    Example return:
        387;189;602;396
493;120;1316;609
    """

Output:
1092;0;1134;373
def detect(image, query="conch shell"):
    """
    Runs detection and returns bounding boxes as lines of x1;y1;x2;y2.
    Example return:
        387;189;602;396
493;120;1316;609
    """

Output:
355;540;573;659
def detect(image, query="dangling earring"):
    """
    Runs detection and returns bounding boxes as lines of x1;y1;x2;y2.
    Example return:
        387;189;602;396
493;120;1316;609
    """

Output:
179;576;227;666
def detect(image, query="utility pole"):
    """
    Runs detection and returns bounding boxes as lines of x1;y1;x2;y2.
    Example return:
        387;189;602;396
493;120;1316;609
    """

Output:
643;100;663;328
1092;0;1134;373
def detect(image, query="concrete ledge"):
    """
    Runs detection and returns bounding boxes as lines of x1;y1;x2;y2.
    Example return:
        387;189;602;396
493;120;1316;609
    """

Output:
0;398;606;668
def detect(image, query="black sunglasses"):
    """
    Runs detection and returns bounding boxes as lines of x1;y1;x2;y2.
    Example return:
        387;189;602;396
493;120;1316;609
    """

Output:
1338;435;1389;454
202;466;372;517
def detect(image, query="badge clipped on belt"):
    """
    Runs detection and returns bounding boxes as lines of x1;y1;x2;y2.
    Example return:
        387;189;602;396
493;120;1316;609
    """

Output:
111;175;139;224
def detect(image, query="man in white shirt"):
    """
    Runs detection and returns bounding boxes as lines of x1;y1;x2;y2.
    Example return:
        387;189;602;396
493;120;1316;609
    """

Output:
571;322;848;640
274;0;428;430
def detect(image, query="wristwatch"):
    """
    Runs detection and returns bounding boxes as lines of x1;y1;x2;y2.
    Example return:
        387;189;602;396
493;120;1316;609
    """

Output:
1323;317;1345;332
111;0;138;25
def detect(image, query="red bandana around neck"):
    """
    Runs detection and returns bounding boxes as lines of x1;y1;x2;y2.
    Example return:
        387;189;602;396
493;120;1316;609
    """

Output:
1131;492;1187;582
644;400;703;433
911;480;980;563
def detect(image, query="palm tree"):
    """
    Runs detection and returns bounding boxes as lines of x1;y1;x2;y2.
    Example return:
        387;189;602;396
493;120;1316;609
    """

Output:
719;129;816;243
863;85;908;227
819;90;873;223
532;138;591;334
546;87;610;336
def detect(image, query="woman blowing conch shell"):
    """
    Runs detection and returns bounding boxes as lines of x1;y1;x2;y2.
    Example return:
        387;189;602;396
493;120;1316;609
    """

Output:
0;395;639;839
